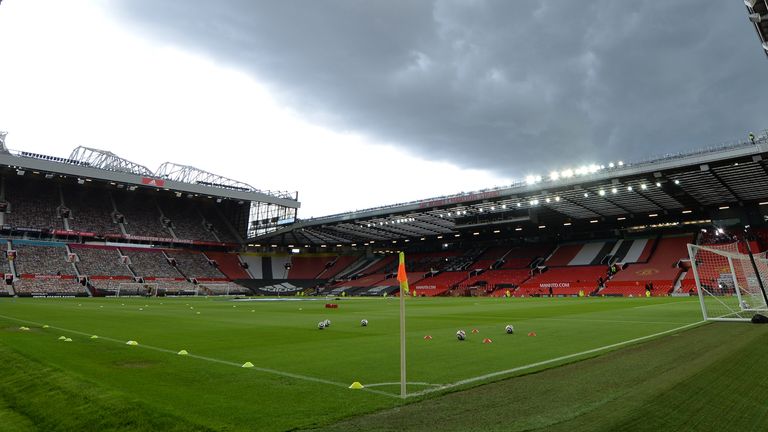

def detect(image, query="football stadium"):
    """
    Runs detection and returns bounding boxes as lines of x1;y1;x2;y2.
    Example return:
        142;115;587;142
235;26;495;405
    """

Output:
2;2;768;432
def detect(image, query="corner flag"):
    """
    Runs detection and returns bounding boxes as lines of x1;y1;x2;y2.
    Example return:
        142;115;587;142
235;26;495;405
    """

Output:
397;252;409;295
397;251;408;398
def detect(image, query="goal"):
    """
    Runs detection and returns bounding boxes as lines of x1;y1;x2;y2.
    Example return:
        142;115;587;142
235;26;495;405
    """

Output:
116;282;159;297
687;243;768;321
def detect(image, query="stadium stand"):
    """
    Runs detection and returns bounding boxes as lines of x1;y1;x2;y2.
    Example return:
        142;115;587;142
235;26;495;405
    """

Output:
13;242;76;276
198;281;249;295
316;255;358;279
13;277;86;296
412;271;467;296
4;178;64;230
521;266;608;296
602;235;693;296
71;245;133;277
160;201;218;242
204;251;250;279
288;255;333;279
122;248;182;278
460;269;532;292
63;186;122;235
165;250;225;279
116;195;173;238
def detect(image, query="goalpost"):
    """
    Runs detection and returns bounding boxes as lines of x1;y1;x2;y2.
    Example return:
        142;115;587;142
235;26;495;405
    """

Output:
115;282;159;297
687;243;768;321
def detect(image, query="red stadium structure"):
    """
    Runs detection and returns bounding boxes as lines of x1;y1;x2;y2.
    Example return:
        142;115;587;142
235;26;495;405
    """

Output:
1;130;768;299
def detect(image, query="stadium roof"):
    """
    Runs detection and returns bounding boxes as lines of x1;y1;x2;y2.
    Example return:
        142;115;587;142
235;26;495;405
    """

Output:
254;131;768;246
0;134;299;209
746;0;768;58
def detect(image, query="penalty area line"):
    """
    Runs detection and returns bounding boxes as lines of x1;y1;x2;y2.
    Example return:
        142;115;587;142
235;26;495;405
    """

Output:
406;320;706;398
0;313;400;399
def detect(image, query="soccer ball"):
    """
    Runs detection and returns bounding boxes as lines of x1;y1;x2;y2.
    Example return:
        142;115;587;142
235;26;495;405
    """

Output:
456;330;466;341
318;321;326;330
361;319;368;327
505;325;514;334
324;319;331;327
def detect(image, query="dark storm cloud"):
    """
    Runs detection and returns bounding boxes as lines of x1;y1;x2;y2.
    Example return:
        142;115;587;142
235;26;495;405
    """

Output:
111;0;765;175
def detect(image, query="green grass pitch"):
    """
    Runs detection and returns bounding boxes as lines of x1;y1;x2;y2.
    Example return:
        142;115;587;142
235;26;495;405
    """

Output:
1;296;766;431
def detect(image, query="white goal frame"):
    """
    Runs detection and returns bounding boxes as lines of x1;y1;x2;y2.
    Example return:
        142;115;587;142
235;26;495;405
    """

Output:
688;243;768;322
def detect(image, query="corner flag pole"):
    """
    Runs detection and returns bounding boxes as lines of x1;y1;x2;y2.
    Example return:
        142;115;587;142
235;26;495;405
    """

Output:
397;251;409;399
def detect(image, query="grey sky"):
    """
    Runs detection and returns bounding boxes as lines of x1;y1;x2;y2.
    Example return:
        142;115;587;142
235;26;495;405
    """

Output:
111;0;765;176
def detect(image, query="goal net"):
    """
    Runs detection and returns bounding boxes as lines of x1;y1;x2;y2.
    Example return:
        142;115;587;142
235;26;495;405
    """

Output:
116;283;159;297
687;243;768;321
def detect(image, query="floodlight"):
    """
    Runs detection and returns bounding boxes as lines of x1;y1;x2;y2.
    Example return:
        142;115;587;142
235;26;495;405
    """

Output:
748;12;765;23
525;175;537;185
598;190;606;196
608;162;615;168
550;171;560;181
640;184;647;190
627;186;633;191
611;188;617;194
501;204;507;209
555;196;561;202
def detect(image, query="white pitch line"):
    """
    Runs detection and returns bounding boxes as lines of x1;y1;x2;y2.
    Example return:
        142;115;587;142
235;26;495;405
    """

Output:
0;313;399;399
405;320;705;398
533;317;691;325
366;382;443;388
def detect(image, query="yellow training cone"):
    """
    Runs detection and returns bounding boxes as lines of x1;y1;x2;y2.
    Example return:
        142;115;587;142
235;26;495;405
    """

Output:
19;326;30;331
58;336;67;340
90;335;99;340
349;381;364;389
241;362;254;368
126;340;139;346
64;338;73;342
177;350;189;356
42;325;49;329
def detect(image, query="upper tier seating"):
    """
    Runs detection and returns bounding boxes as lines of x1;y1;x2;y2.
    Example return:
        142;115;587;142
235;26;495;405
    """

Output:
123;248;182;278
200;207;240;243
165;250;225;279
64;187;122;235
160;201;218;242
116;196;173;238
71;245;133;277
13;243;75;276
5;179;64;230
